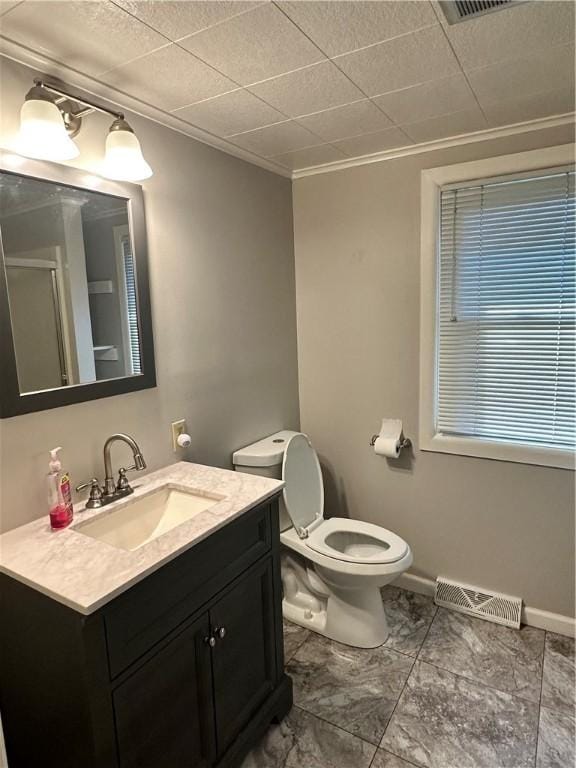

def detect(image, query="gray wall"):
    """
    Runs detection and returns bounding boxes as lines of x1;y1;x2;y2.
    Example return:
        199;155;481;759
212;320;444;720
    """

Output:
293;123;575;617
0;204;65;254
0;56;299;533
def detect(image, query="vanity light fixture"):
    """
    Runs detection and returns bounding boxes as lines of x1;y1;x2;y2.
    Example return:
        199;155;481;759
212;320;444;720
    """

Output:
18;84;80;161
17;79;153;181
102;118;152;182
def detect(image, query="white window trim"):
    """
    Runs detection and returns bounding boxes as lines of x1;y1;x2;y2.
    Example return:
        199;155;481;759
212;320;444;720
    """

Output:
419;144;575;471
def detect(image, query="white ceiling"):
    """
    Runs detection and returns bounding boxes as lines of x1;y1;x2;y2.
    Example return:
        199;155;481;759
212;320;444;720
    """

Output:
0;0;574;174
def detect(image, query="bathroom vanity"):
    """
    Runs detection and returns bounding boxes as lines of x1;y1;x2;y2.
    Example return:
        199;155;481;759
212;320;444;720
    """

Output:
0;463;292;768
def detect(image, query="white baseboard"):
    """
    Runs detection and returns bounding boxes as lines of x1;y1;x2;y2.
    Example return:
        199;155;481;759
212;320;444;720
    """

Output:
522;606;576;638
395;572;575;638
396;572;436;597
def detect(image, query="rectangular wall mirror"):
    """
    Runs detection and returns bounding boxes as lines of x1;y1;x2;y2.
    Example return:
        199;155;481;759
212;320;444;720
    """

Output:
0;151;156;417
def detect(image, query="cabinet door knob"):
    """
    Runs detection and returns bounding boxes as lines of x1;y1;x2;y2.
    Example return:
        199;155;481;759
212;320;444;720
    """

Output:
204;636;216;647
217;626;226;639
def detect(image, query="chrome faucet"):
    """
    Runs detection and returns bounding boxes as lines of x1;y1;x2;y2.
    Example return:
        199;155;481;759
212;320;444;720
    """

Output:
76;433;146;509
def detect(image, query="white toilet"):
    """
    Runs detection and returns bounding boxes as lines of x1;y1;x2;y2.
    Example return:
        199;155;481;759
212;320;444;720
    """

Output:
233;431;412;649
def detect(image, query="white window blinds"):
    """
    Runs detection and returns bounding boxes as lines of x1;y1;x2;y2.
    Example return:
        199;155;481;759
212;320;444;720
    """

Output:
437;168;575;451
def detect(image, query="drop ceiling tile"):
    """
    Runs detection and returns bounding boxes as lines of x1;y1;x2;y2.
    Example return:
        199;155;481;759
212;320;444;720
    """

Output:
278;0;438;57
248;60;364;118
373;73;477;125
468;44;575;109
0;1;22;16
101;45;235;111
228;120;320;157
428;0;449;25
483;88;576;128
272;144;346;170
179;3;324;86
334;126;411;157
402;107;488;143
298;99;392;141
444;0;575;71
335;25;460;97
173;89;285;137
0;1;167;76
113;0;263;42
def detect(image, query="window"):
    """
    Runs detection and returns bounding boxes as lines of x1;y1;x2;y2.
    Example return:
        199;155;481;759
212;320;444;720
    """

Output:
420;146;575;469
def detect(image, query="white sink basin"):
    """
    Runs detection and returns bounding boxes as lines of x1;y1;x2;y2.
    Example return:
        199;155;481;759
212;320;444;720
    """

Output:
74;485;225;551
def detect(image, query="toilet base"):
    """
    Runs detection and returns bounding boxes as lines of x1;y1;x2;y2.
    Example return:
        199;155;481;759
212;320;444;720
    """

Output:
281;552;390;649
324;584;389;648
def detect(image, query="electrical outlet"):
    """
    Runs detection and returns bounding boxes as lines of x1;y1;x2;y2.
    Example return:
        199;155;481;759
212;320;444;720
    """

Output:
171;420;186;452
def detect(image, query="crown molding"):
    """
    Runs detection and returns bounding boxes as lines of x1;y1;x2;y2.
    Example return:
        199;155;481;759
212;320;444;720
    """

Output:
292;113;576;179
0;36;292;179
2;35;573;185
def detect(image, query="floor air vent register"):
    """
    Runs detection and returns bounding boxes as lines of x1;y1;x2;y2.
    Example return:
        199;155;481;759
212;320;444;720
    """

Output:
435;576;522;629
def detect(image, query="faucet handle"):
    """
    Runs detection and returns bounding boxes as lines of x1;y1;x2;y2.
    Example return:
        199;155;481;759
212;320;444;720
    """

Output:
75;478;104;509
76;477;100;492
115;467;137;494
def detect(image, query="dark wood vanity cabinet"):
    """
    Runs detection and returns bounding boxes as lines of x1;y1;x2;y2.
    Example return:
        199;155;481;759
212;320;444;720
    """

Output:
210;559;277;755
113;612;215;768
0;496;292;768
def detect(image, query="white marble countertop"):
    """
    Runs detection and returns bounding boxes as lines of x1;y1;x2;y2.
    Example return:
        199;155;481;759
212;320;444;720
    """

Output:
0;462;283;615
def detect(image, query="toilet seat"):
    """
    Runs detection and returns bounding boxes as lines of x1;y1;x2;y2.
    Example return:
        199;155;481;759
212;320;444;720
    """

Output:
280;526;412;579
306;518;408;565
282;433;408;566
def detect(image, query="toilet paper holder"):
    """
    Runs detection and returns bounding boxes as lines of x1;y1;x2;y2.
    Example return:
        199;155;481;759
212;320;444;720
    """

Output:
369;434;412;451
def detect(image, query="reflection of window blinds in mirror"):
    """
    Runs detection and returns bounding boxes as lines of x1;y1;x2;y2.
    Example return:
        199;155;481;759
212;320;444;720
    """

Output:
122;236;142;375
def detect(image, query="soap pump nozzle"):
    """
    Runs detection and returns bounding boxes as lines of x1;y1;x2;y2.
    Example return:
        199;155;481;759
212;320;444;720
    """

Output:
49;447;63;472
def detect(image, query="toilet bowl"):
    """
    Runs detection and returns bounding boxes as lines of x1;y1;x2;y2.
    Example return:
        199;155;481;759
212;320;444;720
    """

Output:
233;431;412;648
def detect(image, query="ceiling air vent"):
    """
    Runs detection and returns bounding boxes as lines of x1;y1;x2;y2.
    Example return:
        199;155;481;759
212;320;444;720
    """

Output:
440;0;519;24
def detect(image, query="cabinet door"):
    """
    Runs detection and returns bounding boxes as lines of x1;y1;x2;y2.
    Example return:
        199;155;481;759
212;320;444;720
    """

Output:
113;612;215;768
210;559;277;754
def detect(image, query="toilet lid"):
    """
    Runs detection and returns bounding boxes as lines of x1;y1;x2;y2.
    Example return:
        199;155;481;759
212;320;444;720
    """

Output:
282;433;324;533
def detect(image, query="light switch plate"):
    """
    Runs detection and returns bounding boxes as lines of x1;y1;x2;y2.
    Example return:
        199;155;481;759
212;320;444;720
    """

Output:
171;419;186;452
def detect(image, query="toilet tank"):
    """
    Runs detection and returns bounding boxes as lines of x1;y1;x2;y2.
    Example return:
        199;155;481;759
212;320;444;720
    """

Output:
232;430;299;531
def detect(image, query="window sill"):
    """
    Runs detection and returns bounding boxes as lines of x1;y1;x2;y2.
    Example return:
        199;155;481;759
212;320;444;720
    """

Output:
420;433;575;470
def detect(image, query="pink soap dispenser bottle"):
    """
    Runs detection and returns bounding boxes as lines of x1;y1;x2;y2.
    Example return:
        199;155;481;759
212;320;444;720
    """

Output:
47;447;74;530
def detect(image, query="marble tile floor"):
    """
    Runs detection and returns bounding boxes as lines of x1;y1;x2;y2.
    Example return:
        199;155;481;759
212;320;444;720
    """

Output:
242;585;575;768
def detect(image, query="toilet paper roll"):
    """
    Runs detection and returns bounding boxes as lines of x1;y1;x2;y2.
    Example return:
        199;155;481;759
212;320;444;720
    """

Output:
373;418;403;458
373;435;401;458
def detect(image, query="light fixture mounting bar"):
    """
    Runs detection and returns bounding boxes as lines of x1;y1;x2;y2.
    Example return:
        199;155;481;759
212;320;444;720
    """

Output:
33;78;124;121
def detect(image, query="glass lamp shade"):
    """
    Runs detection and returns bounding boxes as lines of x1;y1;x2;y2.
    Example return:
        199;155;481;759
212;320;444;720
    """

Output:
103;126;153;182
17;98;79;161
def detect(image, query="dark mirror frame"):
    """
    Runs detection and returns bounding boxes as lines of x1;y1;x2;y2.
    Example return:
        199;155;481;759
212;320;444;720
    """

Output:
0;150;156;417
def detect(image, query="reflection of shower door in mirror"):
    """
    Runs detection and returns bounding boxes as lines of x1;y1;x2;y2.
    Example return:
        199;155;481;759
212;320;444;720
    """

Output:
5;250;68;393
